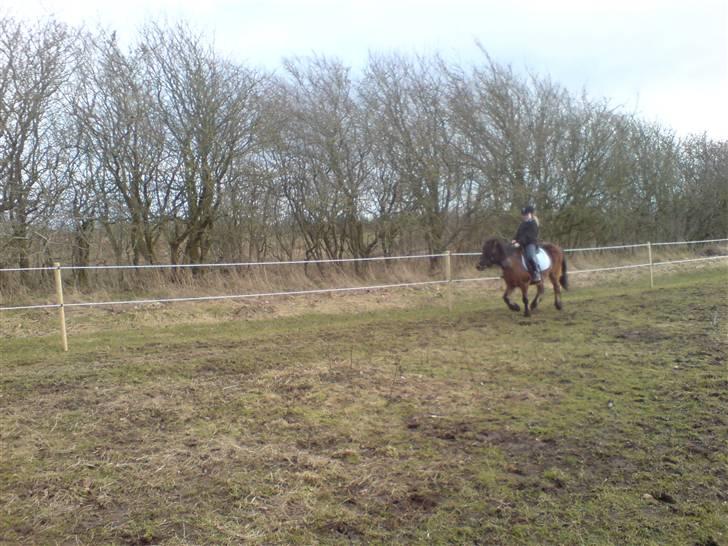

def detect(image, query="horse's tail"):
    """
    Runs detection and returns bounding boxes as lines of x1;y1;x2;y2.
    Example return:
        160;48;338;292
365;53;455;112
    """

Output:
560;253;569;290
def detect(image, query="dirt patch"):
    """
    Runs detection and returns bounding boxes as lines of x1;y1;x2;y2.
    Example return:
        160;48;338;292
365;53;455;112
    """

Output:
320;520;365;542
400;490;441;511
411;417;553;465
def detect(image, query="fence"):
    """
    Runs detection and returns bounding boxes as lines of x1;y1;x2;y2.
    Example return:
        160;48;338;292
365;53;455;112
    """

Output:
1;238;727;351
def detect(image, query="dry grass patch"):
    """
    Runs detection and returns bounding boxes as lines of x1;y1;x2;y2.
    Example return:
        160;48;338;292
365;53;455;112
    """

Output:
1;266;726;544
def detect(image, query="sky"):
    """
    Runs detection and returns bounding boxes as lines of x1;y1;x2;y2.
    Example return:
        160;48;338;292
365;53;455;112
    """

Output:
3;0;727;140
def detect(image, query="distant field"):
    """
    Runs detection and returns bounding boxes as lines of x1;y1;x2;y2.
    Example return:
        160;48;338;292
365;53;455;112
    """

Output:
1;267;726;545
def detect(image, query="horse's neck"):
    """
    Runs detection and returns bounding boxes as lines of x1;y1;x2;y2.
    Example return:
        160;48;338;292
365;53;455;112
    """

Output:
502;243;519;258
492;243;514;268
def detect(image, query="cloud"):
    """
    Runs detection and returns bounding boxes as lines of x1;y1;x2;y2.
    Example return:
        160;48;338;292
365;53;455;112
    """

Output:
3;0;726;138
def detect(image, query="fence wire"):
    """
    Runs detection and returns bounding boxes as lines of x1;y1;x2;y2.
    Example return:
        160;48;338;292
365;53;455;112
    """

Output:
1;239;726;312
651;238;728;247
0;252;446;273
0;280;449;311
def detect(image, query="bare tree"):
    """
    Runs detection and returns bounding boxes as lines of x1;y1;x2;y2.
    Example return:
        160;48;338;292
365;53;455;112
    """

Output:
0;18;75;271
56;67;105;285
679;135;728;240
1;19;725;276
143;23;260;265
72;30;176;266
214;141;279;261
263;56;376;262
546;95;619;245
362;54;472;260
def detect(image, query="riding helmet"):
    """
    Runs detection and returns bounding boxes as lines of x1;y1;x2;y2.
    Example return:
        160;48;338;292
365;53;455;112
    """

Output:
521;204;535;215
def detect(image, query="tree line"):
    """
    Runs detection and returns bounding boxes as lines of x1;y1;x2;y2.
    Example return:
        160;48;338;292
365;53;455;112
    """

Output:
1;18;726;281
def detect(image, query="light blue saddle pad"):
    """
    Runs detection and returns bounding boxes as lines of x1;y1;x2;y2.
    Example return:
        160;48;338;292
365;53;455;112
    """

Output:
520;247;551;271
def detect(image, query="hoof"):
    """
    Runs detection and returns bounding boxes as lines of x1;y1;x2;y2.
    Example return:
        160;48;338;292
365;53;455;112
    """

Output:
509;304;520;312
555;302;563;310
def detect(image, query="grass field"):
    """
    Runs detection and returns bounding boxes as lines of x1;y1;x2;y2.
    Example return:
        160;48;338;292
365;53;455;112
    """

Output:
1;266;727;545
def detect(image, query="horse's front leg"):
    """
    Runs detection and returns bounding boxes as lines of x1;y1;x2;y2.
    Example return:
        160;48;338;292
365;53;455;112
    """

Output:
520;284;531;317
503;285;520;312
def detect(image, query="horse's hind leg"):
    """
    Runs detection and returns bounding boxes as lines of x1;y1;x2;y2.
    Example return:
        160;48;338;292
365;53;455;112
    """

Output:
551;270;563;310
520;284;531;317
530;279;545;310
503;285;520;312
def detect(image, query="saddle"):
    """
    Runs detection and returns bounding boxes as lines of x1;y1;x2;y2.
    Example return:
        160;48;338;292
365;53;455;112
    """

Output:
519;247;551;271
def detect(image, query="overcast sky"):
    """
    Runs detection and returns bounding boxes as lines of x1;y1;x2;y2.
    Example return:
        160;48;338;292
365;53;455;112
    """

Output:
3;0;727;140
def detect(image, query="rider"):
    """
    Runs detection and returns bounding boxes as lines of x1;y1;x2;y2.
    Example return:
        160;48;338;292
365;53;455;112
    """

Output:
512;205;541;282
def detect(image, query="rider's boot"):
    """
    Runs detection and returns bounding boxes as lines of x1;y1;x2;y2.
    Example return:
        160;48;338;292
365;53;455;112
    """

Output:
529;260;542;283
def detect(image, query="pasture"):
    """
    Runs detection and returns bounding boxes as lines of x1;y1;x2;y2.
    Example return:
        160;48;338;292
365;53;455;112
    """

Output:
1;266;726;545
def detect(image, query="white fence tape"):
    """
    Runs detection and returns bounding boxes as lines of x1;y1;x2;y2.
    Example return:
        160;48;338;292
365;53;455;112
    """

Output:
651;238;728;247
0;266;56;273
653;255;728;267
64;280;448;308
450;262;658;282
0;280;448;312
564;243;648;253
0;252;445;273
434;256;728;287
452;276;502;283
0;302;61;311
569;263;653;274
1;240;726;313
454;243;649;256
2;238;726;274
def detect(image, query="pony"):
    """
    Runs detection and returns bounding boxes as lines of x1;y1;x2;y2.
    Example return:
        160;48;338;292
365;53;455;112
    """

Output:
476;238;569;317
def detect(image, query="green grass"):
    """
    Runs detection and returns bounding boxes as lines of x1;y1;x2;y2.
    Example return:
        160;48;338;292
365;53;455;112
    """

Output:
1;267;727;545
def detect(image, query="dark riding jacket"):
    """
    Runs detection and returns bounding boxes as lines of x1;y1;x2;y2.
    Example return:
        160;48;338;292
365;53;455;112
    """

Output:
514;219;539;247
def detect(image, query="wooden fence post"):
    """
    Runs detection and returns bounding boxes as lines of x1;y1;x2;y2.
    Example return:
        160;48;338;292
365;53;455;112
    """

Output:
445;250;453;312
647;242;654;289
53;262;69;352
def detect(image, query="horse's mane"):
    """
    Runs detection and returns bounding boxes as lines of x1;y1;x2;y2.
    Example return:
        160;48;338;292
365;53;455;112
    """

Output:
484;238;519;257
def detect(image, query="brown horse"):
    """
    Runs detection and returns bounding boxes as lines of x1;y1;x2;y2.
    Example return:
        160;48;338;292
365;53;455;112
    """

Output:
476;238;569;317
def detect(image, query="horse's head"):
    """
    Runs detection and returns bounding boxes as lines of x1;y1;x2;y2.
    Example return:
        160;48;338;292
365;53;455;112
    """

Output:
476;238;507;270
